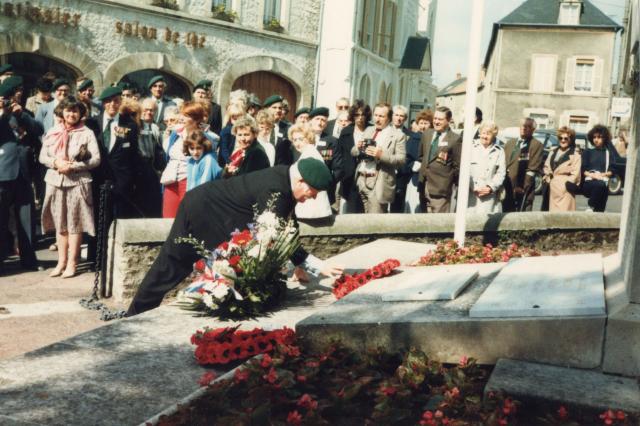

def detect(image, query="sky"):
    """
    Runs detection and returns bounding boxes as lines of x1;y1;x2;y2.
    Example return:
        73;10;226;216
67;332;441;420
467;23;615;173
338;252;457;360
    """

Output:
431;0;628;88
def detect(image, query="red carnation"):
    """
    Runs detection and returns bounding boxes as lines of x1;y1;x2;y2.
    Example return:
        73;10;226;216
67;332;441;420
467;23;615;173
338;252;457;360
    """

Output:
217;241;229;251
194;259;206;272
231;229;253;246
228;255;242;272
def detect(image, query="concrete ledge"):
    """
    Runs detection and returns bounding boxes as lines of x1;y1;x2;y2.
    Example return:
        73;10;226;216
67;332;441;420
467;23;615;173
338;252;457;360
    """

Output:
485;359;640;416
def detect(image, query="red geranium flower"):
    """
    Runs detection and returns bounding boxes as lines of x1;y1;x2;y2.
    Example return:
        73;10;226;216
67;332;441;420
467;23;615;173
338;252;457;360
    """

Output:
260;353;273;368
198;371;217;386
286;410;303;425
231;229;253;246
557;406;568;420
263;367;278;384
297;393;318;410
234;368;249;383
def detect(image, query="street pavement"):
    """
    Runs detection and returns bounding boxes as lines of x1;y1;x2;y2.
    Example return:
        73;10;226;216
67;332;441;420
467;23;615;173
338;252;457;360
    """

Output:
0;196;622;361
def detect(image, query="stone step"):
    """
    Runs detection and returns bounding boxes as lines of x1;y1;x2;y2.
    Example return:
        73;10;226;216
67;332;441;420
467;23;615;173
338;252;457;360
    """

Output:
485;359;640;417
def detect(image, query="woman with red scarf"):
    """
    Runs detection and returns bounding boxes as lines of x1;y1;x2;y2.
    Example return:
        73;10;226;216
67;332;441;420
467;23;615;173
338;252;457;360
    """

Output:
40;97;101;278
222;115;270;178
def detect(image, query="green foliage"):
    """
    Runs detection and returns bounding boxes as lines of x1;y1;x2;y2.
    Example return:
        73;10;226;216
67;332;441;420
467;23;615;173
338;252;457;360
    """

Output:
211;4;238;23
263;17;285;33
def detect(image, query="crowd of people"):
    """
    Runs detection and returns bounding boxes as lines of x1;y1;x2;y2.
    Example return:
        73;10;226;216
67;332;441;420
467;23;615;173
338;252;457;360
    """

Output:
0;63;623;276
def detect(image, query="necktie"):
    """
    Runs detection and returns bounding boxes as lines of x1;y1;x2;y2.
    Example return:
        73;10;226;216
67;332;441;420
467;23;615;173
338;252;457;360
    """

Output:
154;100;161;123
104;118;113;151
429;132;442;162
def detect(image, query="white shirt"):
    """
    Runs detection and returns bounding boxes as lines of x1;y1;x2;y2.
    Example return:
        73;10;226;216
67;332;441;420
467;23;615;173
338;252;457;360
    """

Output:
257;137;276;166
102;113;120;152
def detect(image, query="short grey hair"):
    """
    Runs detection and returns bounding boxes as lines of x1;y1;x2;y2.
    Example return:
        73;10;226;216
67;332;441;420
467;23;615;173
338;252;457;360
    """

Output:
522;117;537;129
336;97;349;105
163;105;179;117
141;98;157;111
393;105;408;117
232;115;258;135
478;121;499;137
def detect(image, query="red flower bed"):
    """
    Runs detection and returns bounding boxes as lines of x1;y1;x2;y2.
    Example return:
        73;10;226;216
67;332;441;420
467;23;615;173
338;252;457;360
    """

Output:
416;240;540;266
191;326;296;365
332;258;401;300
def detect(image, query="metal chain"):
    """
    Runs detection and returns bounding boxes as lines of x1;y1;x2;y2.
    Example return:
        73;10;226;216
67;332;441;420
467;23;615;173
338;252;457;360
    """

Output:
79;182;127;321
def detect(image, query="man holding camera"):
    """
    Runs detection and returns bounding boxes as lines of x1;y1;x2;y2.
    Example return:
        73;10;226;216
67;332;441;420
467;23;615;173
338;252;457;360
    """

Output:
350;102;406;213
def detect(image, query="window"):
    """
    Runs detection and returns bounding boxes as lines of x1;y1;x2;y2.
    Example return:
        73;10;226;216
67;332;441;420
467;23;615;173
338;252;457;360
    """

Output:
569;115;590;133
212;0;230;7
564;56;603;94
360;74;371;104
530;113;550;129
264;0;281;24
359;0;396;61
530;54;557;93
559;2;581;25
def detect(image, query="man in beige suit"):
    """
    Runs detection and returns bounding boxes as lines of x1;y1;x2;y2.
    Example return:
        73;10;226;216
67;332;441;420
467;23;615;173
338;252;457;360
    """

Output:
351;103;406;213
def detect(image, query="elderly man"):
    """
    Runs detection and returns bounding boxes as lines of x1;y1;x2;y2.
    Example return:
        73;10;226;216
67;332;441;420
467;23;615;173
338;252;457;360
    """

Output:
351;102;406;213
390;104;421;213
76;78;101;117
326;97;350;138
126;158;343;316
146;75;176;131
418;106;462;213
502;117;543;212
0;76;44;271
308;107;345;206
264;94;294;165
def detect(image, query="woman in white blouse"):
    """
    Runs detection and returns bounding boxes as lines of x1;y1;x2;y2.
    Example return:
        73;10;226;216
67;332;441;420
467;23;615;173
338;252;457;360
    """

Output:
468;122;506;214
289;124;333;219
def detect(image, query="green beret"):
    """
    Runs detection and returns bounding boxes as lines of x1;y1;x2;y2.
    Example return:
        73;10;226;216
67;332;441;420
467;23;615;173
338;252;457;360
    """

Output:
194;79;212;91
297;158;333;192
309;107;329;118
248;94;261;108
98;86;123;102
0;76;22;97
77;79;94;92
294;107;311;118
148;75;166;89
0;64;12;75
263;94;284;108
52;79;70;91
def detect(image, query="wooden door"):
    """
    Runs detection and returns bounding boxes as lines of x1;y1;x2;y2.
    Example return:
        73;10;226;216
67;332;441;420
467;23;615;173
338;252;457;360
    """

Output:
232;71;297;121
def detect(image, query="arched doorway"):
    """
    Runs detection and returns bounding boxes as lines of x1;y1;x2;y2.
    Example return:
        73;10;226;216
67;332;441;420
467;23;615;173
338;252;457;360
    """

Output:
0;52;78;105
359;74;371;105
232;71;297;121
118;69;191;100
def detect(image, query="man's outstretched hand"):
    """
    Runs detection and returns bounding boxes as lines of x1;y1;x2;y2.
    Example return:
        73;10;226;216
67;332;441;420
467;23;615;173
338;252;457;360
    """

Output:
292;265;344;283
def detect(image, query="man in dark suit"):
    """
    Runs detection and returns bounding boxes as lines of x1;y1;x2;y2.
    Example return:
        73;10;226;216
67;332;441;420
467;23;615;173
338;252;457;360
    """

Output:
192;79;222;135
263;94;294;165
325;97;350;138
390;104;420;213
308;107;345;206
145;75;176;132
418;106;462;213
502;118;544;212
0;76;43;270
126;159;343;316
86;86;141;264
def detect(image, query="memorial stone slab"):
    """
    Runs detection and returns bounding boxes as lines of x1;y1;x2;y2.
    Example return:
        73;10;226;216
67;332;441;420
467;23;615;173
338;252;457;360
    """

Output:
324;238;435;271
469;254;605;318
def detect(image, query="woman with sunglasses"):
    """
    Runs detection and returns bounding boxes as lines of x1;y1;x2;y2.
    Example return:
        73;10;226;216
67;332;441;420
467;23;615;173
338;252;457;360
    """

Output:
542;126;582;211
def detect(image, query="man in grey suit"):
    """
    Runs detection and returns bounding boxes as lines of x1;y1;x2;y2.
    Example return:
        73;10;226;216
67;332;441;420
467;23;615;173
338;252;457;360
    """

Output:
146;75;176;132
0;77;44;271
351;102;406;213
418;106;462;213
35;79;72;134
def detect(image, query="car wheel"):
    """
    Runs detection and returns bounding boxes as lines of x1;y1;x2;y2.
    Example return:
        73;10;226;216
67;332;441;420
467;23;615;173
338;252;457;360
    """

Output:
534;175;542;195
608;174;622;195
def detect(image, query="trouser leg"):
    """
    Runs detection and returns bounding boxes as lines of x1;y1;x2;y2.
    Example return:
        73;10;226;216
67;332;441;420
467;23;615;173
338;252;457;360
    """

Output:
0;181;15;264
126;202;197;316
14;178;37;269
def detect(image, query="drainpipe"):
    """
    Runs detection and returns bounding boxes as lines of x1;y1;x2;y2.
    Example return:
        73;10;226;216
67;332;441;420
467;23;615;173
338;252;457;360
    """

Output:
312;0;326;108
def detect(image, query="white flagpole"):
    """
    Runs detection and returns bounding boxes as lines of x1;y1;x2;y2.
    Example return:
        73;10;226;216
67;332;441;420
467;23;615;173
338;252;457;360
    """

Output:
454;0;486;246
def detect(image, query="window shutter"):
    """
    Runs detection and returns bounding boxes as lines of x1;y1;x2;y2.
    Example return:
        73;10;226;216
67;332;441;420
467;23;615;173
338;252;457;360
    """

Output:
593;58;604;94
564;57;576;93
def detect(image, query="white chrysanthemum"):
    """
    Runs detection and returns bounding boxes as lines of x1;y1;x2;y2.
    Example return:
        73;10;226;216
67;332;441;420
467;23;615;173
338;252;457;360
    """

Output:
211;283;230;299
202;293;216;308
257;211;279;229
213;260;237;280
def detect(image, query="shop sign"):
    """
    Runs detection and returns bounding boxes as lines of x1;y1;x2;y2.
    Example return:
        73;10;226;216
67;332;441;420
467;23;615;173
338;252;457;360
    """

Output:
0;2;81;27
115;20;206;49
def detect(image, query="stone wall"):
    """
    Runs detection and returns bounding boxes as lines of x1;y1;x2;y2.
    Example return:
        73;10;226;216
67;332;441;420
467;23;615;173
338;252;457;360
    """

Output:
107;212;620;303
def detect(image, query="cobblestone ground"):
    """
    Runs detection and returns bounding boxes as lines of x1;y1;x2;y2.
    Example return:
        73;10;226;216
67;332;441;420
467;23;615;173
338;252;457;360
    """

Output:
0;243;126;361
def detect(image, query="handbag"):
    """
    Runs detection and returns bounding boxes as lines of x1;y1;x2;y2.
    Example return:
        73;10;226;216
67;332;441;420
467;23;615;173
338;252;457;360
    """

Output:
74;144;92;162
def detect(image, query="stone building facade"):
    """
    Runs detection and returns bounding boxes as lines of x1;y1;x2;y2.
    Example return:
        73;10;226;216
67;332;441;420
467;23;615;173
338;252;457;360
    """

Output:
0;0;320;117
315;0;437;118
480;0;622;131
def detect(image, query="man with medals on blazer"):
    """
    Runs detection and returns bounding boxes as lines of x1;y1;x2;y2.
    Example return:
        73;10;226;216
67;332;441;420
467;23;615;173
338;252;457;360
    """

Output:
502;117;544;212
263;94;294;165
86;86;141;265
418;106;462;213
308;107;345;207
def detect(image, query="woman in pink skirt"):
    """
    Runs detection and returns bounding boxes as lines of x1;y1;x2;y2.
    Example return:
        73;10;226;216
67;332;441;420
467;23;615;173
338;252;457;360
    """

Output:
40;97;101;278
